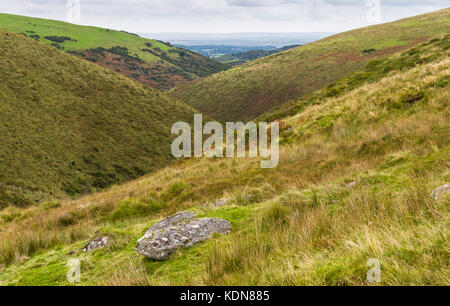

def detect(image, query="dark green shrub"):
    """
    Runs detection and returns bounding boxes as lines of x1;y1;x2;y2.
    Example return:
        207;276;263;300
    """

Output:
363;48;376;54
261;202;291;232
44;36;72;43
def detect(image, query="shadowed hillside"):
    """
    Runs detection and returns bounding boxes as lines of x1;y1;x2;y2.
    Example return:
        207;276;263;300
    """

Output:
0;13;228;91
0;30;199;207
172;8;450;122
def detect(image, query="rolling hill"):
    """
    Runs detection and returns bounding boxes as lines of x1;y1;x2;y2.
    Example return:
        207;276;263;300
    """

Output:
0;29;199;208
171;8;450;122
0;32;447;285
0;13;228;91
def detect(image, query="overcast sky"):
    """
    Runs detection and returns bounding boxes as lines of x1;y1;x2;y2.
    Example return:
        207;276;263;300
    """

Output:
0;0;448;33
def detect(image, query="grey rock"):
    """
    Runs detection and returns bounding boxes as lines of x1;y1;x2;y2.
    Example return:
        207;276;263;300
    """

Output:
83;236;110;253
431;184;450;201
347;182;357;188
135;211;232;261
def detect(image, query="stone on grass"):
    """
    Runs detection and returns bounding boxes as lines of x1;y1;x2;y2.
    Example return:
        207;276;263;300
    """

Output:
135;211;232;261
83;236;110;253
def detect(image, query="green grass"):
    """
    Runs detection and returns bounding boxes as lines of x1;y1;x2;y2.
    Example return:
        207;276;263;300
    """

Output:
0;30;199;207
171;8;450;122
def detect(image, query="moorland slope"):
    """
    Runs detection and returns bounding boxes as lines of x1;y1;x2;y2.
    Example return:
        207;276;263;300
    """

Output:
172;8;450;121
0;30;198;207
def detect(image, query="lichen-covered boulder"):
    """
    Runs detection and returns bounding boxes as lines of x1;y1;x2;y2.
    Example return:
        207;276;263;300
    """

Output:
83;236;109;253
431;184;450;201
135;211;232;261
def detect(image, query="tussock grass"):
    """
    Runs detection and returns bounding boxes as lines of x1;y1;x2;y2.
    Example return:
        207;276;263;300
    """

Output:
204;178;449;285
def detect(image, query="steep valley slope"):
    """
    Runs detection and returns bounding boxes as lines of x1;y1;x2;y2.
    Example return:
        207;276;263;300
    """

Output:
0;29;199;208
171;8;450;122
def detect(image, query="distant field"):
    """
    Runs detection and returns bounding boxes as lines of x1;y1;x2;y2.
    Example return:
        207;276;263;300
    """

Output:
171;8;450;122
216;45;301;66
141;32;331;48
0;13;228;90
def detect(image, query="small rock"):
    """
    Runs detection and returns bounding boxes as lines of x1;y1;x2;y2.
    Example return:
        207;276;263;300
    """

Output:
347;182;357;188
83;236;110;253
18;256;30;263
67;250;77;256
135;211;232;261
431;184;450;201
202;198;228;208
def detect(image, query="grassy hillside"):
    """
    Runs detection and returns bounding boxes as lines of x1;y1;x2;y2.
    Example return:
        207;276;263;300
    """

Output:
0;29;199;208
0;34;447;285
172;8;450;122
0;13;228;91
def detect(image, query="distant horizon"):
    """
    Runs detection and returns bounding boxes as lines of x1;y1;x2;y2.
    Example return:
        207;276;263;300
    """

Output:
139;32;334;48
139;32;334;35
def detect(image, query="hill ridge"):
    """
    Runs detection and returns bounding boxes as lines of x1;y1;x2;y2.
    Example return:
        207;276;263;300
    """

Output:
171;8;450;122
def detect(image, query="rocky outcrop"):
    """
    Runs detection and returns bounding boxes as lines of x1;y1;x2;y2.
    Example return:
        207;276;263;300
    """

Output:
83;236;110;253
431;184;450;201
135;211;232;261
